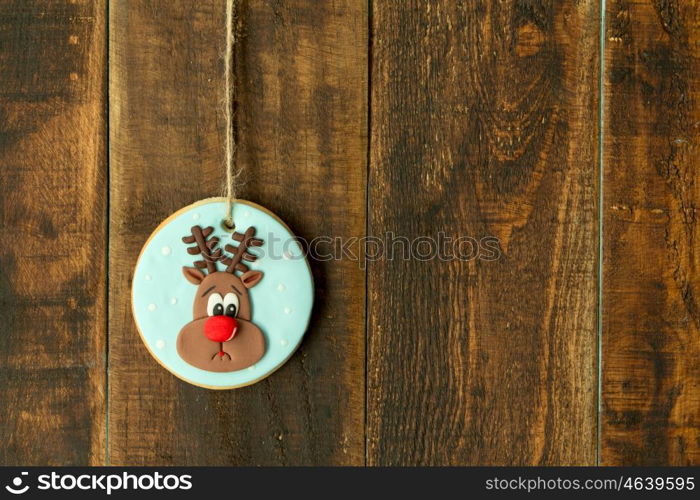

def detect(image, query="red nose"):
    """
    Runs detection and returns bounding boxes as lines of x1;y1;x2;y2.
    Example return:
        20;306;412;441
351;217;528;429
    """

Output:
204;316;238;343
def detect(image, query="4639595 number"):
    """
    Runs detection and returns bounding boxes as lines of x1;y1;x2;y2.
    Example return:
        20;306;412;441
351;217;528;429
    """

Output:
622;476;695;491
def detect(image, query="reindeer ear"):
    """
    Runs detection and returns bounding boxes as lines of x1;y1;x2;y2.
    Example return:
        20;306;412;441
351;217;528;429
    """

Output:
240;270;263;288
182;267;206;285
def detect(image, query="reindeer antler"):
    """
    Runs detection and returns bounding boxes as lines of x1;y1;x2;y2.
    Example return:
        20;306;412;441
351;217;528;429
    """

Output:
222;226;263;274
182;226;223;274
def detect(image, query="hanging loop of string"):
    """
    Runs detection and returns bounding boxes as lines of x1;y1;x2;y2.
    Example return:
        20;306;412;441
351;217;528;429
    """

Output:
223;0;238;231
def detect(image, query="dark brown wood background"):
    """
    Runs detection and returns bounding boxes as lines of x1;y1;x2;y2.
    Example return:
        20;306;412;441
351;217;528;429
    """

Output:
0;0;697;466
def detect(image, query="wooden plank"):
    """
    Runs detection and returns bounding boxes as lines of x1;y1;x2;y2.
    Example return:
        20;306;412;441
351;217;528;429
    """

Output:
0;0;106;465
368;1;599;465
109;0;366;464
602;0;700;465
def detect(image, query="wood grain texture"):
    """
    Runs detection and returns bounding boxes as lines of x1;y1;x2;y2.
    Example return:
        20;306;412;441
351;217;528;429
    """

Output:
602;0;700;465
0;0;106;465
368;0;599;465
109;0;366;465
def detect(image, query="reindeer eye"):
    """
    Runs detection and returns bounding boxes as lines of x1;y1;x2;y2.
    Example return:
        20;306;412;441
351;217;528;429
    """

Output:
206;293;224;316
223;292;239;318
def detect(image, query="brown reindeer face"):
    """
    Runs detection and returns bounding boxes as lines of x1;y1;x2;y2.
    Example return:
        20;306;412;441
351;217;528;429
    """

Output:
176;226;265;372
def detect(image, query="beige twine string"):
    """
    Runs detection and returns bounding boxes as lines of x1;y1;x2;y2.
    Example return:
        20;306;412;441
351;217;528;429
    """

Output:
223;0;238;230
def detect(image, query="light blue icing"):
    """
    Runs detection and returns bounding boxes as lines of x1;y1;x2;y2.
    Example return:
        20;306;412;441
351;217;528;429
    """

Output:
132;198;313;388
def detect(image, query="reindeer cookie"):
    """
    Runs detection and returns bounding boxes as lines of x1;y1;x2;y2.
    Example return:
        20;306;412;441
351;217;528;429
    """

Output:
132;198;313;389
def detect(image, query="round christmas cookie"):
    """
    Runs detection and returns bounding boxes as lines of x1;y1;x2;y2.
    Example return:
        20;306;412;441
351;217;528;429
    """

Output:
132;197;313;389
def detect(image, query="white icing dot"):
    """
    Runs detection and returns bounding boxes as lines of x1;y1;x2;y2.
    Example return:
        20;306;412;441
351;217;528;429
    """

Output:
144;274;152;281
147;303;157;312
244;211;251;217
170;297;177;305
277;284;286;292
283;251;293;260
161;246;172;256
156;339;165;349
284;307;292;315
280;339;289;347
248;365;256;371
192;213;200;220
